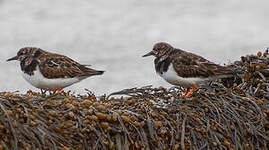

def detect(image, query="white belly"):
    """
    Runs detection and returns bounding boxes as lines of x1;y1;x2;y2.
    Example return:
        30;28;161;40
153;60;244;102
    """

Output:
158;65;206;88
21;67;81;90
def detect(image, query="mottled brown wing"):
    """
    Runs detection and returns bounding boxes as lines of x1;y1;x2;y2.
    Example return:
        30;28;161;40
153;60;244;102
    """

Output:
171;50;233;78
38;54;100;79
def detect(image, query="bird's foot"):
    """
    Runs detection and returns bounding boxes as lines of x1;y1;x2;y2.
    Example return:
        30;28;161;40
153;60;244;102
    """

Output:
183;85;198;99
48;89;64;96
56;89;63;93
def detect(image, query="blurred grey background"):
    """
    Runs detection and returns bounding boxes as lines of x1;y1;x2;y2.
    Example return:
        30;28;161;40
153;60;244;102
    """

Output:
1;0;269;95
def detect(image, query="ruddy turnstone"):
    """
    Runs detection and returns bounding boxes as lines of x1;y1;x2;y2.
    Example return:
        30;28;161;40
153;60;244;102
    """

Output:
143;42;237;98
7;47;104;93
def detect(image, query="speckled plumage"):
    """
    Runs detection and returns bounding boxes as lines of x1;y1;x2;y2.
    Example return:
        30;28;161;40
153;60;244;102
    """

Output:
153;43;234;79
143;42;236;98
7;47;104;91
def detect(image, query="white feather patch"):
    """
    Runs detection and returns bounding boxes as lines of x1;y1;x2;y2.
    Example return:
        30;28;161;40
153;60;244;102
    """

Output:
21;66;82;90
158;64;206;88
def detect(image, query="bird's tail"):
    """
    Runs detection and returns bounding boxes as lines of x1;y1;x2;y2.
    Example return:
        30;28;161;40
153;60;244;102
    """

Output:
224;64;246;76
233;67;246;74
86;69;104;76
94;70;105;75
80;65;105;76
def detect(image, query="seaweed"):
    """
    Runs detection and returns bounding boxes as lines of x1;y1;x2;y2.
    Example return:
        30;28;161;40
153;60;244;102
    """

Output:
0;50;268;150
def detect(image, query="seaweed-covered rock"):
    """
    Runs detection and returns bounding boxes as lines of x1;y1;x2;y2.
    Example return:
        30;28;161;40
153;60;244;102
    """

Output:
0;50;268;150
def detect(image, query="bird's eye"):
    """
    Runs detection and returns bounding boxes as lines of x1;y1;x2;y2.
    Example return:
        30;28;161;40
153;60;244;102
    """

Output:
18;50;26;56
34;50;41;57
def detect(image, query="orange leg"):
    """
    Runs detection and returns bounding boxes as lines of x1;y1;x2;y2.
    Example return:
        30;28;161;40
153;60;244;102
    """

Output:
184;88;190;97
56;88;64;93
184;85;198;99
52;88;64;95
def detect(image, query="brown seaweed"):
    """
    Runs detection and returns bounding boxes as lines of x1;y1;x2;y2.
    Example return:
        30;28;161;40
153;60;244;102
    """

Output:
0;50;268;150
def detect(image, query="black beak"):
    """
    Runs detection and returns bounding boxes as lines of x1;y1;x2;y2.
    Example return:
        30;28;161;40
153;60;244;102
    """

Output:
7;56;18;61
142;51;154;57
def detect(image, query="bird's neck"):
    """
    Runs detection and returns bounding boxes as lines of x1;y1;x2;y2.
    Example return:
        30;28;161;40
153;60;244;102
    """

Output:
154;56;171;74
20;57;39;76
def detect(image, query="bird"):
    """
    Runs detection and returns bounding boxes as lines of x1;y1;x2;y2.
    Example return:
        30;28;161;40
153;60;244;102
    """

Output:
143;42;237;99
7;47;104;94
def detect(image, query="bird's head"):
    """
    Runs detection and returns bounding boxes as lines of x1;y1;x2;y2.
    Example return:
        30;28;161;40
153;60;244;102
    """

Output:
7;47;43;62
143;42;174;58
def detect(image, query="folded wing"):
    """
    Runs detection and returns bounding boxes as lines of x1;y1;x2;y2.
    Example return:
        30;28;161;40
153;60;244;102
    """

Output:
171;49;234;78
39;54;103;79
